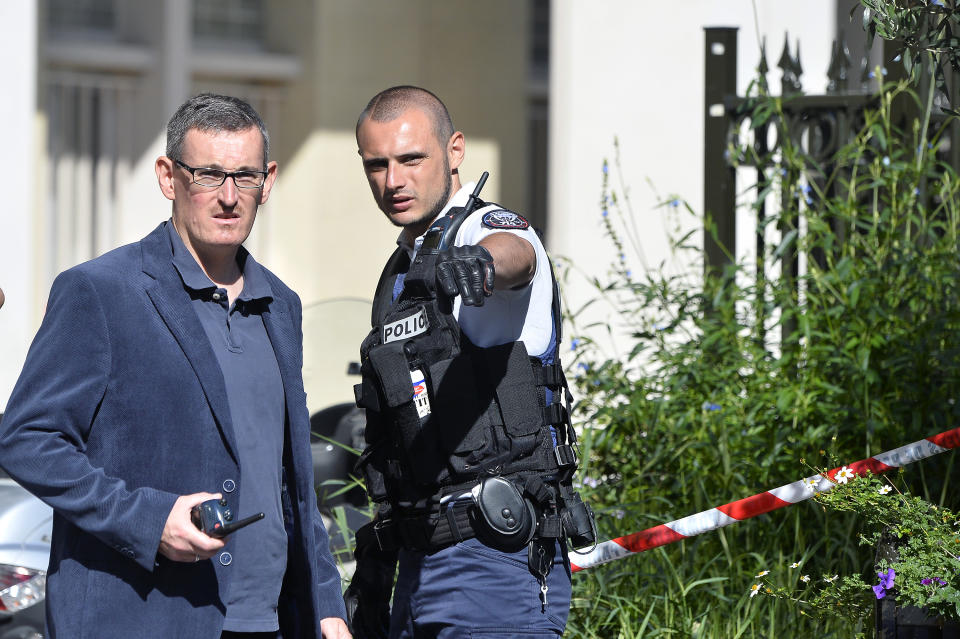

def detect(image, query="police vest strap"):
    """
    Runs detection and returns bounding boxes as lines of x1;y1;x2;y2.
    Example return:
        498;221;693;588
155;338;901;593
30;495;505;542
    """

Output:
542;403;568;426
533;362;566;389
371;247;411;326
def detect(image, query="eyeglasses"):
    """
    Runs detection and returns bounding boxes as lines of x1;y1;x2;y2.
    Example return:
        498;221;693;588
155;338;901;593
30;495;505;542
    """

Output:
175;159;267;189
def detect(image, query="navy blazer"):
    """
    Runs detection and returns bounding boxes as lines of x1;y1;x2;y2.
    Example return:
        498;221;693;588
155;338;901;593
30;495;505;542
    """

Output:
0;222;345;638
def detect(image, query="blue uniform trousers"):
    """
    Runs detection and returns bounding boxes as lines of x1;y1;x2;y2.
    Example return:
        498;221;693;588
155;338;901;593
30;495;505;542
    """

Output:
388;537;571;638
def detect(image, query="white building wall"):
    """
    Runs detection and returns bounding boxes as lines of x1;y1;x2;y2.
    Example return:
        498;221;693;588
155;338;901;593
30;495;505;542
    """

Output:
0;1;39;412
549;1;839;356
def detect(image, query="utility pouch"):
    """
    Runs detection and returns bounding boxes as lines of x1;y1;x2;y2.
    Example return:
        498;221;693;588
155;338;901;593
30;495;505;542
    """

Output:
473;476;536;553
560;491;597;549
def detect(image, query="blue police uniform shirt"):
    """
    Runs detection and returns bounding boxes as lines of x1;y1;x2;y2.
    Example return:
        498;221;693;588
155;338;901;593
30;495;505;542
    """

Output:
167;222;287;632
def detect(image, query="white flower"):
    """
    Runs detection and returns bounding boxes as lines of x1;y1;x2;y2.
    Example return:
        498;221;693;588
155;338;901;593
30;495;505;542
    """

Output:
804;477;820;491
800;575;811;583
756;570;769;578
835;466;855;484
750;583;761;597
823;574;838;583
878;485;892;495
789;561;801;569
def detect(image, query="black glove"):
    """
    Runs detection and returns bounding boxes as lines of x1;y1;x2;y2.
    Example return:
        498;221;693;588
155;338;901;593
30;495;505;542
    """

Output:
344;523;397;639
435;245;495;307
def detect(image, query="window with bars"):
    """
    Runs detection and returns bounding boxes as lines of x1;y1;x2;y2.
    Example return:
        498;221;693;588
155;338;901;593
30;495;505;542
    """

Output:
193;0;265;49
47;0;116;36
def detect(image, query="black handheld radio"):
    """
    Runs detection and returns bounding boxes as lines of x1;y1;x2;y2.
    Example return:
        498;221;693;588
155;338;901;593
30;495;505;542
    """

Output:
191;498;264;538
419;171;489;253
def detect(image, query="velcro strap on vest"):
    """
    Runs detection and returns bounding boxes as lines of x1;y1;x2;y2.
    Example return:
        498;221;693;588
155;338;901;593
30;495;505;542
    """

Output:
373;500;476;552
535;363;565;388
543;403;568;426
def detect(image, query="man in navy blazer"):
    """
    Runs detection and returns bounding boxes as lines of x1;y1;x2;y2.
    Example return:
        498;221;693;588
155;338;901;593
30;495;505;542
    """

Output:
0;94;351;638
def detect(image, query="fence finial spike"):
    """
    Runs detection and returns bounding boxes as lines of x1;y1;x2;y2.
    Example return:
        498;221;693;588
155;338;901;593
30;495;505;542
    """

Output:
757;36;769;91
778;33;802;94
794;39;804;78
758;36;769;75
827;39;842;93
827;34;851;93
777;32;793;71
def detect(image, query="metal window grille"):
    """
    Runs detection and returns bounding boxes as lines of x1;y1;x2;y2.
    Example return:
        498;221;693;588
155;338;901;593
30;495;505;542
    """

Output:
43;72;137;282
193;0;264;48
47;0;116;35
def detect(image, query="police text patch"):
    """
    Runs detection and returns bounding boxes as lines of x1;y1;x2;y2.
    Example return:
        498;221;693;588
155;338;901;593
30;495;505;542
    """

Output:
382;306;429;344
481;210;530;230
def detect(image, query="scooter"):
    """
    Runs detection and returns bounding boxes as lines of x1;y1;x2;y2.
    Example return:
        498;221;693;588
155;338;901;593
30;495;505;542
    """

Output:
303;297;376;569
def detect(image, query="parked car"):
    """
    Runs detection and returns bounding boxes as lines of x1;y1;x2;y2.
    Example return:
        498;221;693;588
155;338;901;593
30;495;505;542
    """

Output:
0;416;48;639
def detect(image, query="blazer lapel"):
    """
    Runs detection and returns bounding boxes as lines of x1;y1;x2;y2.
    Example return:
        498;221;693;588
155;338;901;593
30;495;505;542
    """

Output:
140;224;240;463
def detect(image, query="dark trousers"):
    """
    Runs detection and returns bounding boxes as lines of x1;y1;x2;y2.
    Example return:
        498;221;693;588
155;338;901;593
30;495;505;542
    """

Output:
221;632;278;639
390;537;571;638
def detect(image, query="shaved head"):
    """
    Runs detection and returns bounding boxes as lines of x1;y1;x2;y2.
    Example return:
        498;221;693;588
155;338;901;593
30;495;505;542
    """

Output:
356;85;455;147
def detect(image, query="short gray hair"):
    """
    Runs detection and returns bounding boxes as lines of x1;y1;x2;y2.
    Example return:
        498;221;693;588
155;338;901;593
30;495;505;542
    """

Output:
166;93;270;168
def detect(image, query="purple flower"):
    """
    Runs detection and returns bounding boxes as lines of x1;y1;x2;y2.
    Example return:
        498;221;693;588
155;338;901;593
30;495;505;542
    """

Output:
570;338;581;350
872;568;896;598
878;568;895;589
703;402;721;412
921;577;947;586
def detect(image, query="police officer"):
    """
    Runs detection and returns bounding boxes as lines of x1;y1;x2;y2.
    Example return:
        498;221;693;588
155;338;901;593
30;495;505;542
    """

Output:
347;86;593;639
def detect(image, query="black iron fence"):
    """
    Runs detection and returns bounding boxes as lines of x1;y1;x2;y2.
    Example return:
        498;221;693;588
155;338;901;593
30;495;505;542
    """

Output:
703;26;960;277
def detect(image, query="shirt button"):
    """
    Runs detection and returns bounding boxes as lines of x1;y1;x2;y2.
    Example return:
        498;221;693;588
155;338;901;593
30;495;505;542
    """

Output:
222;479;236;493
212;292;222;301
219;552;232;566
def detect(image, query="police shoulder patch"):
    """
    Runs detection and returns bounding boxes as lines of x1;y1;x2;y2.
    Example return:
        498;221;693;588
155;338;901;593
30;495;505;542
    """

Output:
481;209;530;230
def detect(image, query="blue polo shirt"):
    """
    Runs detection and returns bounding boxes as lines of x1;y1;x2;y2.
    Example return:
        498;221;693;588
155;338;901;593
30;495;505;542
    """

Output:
167;222;286;633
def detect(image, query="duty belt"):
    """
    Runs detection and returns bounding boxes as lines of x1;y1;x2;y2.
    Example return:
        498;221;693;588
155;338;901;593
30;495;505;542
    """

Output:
367;499;478;552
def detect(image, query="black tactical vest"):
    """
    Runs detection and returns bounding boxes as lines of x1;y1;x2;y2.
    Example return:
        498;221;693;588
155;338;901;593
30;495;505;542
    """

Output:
353;202;595;550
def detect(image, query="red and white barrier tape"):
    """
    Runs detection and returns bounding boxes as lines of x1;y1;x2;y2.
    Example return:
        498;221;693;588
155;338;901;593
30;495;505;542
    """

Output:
570;426;960;572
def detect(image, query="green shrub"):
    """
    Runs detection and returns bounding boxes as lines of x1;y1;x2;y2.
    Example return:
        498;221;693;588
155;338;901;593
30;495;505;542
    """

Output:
563;71;960;637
